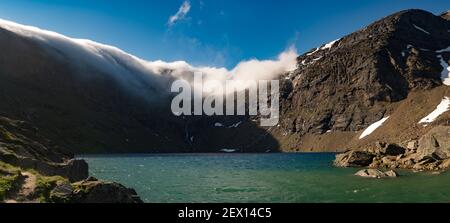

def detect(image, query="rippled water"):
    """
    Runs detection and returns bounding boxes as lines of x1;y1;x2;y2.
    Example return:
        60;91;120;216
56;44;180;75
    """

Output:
80;153;450;203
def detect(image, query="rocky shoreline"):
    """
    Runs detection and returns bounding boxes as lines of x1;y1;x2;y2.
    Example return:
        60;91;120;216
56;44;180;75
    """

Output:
0;116;142;203
334;125;450;177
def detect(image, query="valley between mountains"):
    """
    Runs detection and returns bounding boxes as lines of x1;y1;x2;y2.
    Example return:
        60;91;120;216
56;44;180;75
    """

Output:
1;9;449;202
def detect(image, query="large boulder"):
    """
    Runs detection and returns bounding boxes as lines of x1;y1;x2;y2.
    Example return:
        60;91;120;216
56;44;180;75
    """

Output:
71;177;143;203
49;181;74;203
334;151;374;167
416;126;450;161
58;159;89;182
355;169;398;178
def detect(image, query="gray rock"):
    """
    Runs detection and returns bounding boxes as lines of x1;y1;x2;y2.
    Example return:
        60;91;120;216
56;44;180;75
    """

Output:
381;156;396;165
50;182;74;203
71;179;143;203
407;141;417;150
439;159;450;169
355;169;386;178
60;159;89;182
384;170;398;177
416;126;450;161
354;169;398;178
334;151;374;167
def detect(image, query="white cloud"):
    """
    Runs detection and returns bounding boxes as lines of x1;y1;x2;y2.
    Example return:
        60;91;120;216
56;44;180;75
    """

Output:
0;18;298;99
168;1;191;26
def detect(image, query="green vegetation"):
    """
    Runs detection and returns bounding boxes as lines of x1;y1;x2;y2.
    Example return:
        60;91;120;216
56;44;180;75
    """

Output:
34;175;70;203
1;161;72;202
0;126;18;142
0;161;21;201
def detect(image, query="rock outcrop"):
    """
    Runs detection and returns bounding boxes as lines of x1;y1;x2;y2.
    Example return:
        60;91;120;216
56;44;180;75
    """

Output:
416;126;450;161
335;126;450;171
0;116;88;182
71;177;143;203
263;9;450;152
354;169;398;178
334;151;374;167
0;116;142;203
277;9;449;134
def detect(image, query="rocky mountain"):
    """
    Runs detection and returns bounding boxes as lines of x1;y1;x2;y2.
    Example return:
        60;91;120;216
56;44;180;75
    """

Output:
0;9;449;155
1;8;449;202
0;17;286;153
266;9;450;152
0;19;190;153
0;10;450;153
187;9;450;153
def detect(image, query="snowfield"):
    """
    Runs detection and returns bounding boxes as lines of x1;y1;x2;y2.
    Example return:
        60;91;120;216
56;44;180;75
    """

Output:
436;46;450;53
219;149;237;153
437;55;450;86
320;39;340;50
305;38;340;56
359;116;390;139
418;97;450;125
413;24;430;35
436;46;450;86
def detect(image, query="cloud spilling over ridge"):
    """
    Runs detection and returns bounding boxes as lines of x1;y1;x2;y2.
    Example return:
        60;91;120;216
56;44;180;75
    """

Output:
0;18;298;98
168;1;191;26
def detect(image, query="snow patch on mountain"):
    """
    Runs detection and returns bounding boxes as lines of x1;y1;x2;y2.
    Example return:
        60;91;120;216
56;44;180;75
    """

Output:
305;39;340;56
320;39;340;50
359;116;390;139
219;149;238;153
306;48;319;56
438;55;450;86
418;97;450;125
436;46;450;53
413;24;430;35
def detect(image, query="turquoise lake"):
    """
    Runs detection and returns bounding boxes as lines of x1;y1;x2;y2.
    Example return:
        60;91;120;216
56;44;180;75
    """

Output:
80;153;450;203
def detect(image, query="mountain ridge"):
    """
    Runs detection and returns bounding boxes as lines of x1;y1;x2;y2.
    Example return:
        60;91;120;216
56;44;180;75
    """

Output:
266;9;450;152
0;9;448;155
1;8;450;202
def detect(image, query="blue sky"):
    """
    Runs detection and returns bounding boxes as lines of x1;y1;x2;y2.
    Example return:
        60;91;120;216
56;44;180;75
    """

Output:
0;0;448;68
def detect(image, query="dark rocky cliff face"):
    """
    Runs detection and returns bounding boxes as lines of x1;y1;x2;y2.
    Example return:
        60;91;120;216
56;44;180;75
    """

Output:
0;27;189;153
279;9;449;135
267;9;450;151
0;25;278;153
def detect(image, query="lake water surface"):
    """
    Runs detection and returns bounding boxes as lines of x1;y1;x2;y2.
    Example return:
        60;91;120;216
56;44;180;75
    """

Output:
80;153;450;203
